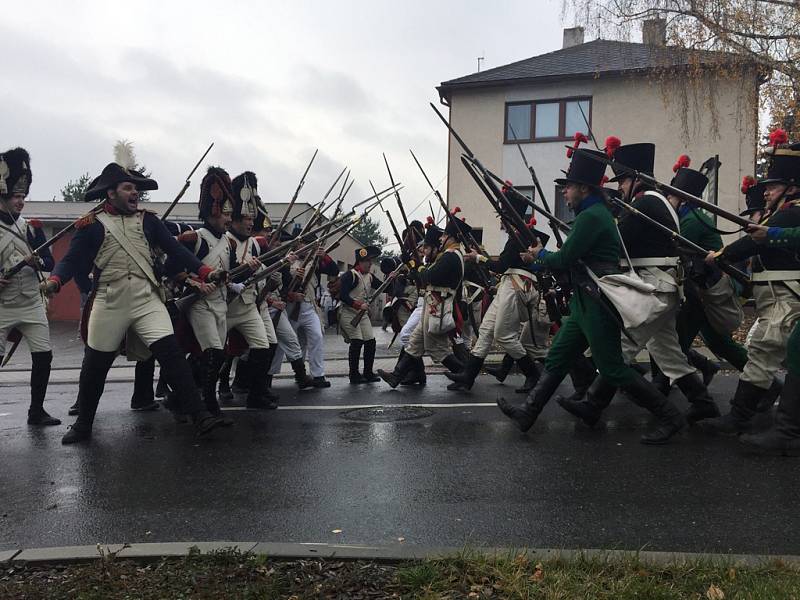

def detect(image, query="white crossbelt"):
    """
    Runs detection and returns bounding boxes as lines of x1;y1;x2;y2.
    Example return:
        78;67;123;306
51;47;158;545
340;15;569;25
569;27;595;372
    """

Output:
751;270;800;282
624;257;680;268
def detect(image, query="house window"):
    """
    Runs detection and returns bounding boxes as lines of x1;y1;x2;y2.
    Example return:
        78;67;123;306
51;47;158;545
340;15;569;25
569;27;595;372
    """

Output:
553;185;572;223
505;97;591;143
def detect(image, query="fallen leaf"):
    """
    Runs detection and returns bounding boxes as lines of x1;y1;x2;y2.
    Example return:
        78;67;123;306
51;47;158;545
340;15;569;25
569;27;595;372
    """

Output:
397;537;405;543
707;583;725;600
331;529;342;534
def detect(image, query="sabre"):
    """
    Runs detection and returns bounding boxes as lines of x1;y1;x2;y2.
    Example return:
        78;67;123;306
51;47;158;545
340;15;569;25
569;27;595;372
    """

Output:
161;142;214;221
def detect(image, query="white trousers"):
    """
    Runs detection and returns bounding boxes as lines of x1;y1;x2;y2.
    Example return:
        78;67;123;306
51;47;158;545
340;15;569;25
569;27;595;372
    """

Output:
399;298;424;348
271;302;325;377
268;306;304;373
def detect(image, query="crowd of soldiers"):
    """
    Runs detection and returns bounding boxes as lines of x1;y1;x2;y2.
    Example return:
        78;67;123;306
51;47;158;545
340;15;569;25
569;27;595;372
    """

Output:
1;124;799;456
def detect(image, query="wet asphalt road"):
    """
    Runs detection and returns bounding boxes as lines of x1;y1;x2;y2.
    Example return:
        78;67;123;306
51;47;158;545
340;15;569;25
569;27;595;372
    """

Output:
1;371;798;556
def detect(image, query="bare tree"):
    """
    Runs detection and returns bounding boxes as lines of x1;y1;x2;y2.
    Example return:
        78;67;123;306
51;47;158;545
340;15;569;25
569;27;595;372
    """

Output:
563;0;799;137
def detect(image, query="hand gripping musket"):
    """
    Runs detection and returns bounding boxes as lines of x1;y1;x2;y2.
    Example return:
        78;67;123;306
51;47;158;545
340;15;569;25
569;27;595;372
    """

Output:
172;213;355;313
176;215;357;313
268;149;320;244
508;123;564;247
0;204;107;281
286;189;390;322
350;260;408;327
161;143;214;221
250;215;361;306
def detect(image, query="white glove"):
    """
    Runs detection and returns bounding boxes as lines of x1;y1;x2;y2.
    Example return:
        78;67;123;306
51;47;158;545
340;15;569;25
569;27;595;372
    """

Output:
227;282;245;295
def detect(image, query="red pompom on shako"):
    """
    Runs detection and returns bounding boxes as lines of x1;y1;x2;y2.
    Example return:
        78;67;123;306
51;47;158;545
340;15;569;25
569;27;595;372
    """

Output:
425;216;435;228
600;175;609;186
672;154;691;173
566;132;589;158
502;180;513;193
604;136;622;158
451;206;461;215
741;175;757;194
769;128;789;147
527;216;537;227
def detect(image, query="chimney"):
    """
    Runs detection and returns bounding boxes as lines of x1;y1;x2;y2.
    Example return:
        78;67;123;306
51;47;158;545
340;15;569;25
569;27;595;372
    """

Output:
562;27;585;49
642;18;667;46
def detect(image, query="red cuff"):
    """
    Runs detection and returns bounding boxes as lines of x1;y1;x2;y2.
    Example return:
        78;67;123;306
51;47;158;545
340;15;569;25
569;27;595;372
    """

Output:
320;255;332;266
48;275;62;286
198;265;213;281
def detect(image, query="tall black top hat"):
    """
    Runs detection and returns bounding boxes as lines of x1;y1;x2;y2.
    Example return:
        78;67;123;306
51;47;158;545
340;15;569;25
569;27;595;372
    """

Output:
669;155;708;198
761;130;800;186
608;141;656;182
556;149;608;188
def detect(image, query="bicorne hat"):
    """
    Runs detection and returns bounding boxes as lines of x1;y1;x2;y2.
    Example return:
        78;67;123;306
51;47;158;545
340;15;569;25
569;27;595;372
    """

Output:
84;163;157;202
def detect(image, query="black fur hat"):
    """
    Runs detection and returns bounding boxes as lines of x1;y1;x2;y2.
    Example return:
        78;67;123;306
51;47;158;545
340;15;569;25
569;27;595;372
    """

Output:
0;147;32;197
198;166;234;220
231;171;259;220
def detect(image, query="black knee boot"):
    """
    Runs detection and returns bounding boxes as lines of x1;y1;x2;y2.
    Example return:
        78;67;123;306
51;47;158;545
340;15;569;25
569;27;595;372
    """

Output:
150;335;229;433
441;354;463;374
485;354;515;383
687;349;720;387
445;354;484;391
362;339;380;382
28;351;60;426
349;340;365;384
740;372;800;456
556;355;596;400
452;341;469;365
557;374;617;428
232;355;251;395
246;348;274;410
62;347;117;444
398;348;426;386
676;372;720;424
621;373;685;445
378;350;416;388
262;345;280;404
201;348;227;417
291;358;315;389
515;355;542;394
131;356;159;411
650;356;671;397
497;369;563;432
698;379;765;436
217;355;234;403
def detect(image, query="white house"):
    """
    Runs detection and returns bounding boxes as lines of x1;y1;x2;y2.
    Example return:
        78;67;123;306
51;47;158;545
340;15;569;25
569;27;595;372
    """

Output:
437;21;761;253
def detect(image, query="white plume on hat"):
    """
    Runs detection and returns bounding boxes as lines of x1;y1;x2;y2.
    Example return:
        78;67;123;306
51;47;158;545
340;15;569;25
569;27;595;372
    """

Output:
113;139;137;171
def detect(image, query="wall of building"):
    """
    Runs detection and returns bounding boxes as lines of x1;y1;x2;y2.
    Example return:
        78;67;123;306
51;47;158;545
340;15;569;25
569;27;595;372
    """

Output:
446;70;758;254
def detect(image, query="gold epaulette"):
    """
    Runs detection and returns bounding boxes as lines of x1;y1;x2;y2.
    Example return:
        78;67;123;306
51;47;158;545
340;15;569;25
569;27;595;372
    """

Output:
75;213;97;229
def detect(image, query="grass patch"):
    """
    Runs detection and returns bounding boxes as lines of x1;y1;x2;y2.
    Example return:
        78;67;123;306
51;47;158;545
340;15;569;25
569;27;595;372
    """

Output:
2;547;799;599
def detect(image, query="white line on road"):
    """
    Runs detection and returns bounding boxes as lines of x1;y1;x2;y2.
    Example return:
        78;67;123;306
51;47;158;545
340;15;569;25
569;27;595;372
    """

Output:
222;403;497;411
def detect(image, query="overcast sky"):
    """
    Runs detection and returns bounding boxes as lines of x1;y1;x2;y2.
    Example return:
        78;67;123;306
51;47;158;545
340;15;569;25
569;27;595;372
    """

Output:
3;0;569;243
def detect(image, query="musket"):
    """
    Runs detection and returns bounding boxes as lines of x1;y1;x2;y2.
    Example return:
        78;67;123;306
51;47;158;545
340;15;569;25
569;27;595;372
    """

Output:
161;143;214;221
294;166;347;239
280;199;324;231
350;261;407;326
176;214;357;313
508;123;564;247
369;180;420;266
574;148;753;228
607;193;751;287
383;153;409;230
483;168;572;235
429;102;540;249
269;149;320;243
409;149;489;257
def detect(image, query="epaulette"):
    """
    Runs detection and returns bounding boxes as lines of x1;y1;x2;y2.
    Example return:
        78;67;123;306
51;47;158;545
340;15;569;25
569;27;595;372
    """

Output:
228;237;238;250
140;208;158;215
28;218;43;229
254;235;269;249
177;230;198;243
75;213;97;230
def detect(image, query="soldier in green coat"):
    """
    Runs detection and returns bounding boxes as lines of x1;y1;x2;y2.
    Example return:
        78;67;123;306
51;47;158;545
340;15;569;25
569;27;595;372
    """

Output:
497;149;684;445
666;159;749;384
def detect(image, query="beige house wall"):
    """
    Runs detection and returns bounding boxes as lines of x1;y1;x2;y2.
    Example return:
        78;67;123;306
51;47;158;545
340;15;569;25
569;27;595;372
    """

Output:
445;70;758;254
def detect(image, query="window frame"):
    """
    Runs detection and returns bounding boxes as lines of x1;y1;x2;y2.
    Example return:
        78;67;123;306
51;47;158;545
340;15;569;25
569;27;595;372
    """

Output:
503;96;592;144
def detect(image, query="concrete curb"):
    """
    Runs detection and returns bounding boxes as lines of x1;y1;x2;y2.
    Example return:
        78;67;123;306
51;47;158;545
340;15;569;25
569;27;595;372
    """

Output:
3;542;799;567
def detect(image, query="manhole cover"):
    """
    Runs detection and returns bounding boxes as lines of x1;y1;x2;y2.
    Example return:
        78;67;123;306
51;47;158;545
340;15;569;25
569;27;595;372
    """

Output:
340;405;434;422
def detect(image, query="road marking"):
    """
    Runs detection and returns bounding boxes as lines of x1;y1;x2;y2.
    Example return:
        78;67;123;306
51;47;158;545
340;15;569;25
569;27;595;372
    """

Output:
222;403;497;411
